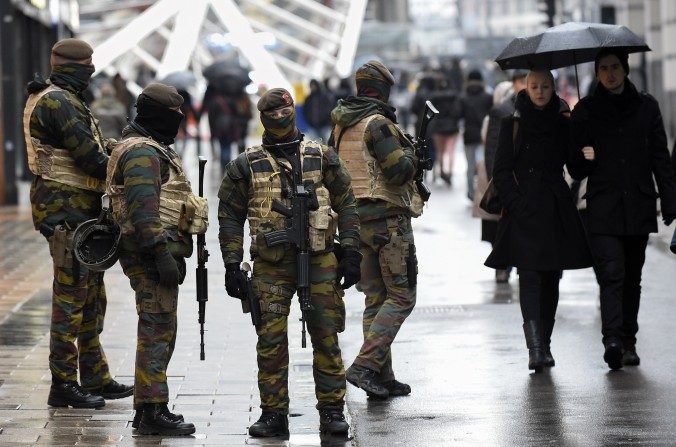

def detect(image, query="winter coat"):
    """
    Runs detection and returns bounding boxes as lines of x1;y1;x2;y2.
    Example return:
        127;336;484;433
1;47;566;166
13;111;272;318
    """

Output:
428;89;462;135
484;94;516;181
303;88;335;128
485;91;593;271
569;80;676;235
461;82;493;145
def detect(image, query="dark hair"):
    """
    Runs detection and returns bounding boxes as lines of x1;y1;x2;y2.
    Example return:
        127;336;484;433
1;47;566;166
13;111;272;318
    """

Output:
594;49;629;75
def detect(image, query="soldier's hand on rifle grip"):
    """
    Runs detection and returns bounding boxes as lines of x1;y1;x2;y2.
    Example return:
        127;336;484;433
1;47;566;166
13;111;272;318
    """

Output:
225;263;245;298
335;249;363;290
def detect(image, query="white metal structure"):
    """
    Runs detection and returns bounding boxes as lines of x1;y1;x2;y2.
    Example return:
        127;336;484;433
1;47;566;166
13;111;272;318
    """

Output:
79;0;368;95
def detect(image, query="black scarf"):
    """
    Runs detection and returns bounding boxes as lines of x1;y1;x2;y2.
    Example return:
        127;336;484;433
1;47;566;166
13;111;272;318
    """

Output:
514;89;563;136
591;79;642;122
133;95;184;145
50;63;95;92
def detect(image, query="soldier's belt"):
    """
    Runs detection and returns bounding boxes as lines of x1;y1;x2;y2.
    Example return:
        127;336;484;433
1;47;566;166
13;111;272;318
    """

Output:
254;281;295;298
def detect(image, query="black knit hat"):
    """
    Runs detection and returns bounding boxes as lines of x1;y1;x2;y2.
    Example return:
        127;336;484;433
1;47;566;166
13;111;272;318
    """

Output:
595;49;630;75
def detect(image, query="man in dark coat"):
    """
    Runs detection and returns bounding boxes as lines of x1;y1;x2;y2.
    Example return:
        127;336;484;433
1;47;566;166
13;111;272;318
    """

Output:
460;70;492;200
569;49;676;370
302;79;335;141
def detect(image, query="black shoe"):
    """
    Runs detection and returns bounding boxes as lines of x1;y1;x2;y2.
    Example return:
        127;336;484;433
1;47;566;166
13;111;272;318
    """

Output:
319;409;349;435
346;364;389;398
523;320;546;373
622;347;640;366
86;379;133;400
248;411;289;438
138;403;195;436
48;382;105;408
541;319;556;367
132;404;184;429
604;341;623;371
440;172;452;187
383;379;411;396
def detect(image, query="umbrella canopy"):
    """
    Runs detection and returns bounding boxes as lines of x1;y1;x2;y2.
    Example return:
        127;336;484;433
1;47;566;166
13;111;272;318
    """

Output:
202;60;251;95
495;22;650;70
160;71;197;90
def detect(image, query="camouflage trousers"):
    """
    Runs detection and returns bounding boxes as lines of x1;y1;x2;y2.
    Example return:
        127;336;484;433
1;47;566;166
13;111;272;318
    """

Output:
353;215;417;381
253;251;346;414
119;251;178;406
50;258;111;388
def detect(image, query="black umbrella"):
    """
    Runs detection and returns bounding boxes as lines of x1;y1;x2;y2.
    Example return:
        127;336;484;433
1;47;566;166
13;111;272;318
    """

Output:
160;71;197;90
496;22;649;70
495;22;650;97
202;60;251;95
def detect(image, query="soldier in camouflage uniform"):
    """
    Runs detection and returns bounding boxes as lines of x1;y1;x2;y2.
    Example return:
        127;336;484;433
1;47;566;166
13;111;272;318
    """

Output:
23;38;133;408
107;84;201;436
330;61;422;399
219;88;361;437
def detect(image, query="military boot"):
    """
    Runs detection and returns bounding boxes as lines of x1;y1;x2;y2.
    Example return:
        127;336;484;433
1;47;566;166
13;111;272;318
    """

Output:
523;320;546;373
541;319;556;367
85;379;133;400
137;403;195;436
383;379;411;396
48;381;105;408
248;411;289;437
319;408;349;435
345;364;389;398
603;339;623;371
132;404;184;429
622;346;640;366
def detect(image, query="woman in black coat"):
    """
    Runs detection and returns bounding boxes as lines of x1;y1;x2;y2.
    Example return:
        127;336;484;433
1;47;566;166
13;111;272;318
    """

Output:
485;70;593;372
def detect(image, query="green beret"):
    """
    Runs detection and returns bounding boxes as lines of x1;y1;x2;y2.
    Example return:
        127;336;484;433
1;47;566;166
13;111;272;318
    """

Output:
140;83;184;108
356;60;395;86
257;88;294;112
51;38;93;60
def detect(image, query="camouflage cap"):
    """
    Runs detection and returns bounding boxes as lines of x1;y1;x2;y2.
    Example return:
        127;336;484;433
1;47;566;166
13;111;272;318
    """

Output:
140;83;184;108
257;88;294;112
51;38;94;66
356;60;395;86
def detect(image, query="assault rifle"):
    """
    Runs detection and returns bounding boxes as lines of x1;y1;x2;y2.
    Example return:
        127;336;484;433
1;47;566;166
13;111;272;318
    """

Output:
237;262;262;328
196;157;209;360
412;100;438;202
262;143;319;348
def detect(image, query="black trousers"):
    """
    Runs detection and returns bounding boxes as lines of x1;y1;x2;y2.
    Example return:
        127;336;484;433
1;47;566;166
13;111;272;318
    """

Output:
588;233;649;347
518;270;561;322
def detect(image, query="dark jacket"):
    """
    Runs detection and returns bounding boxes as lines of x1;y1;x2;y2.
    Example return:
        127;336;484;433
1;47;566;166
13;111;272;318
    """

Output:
303;82;335;128
569;80;676;235
485;91;592;271
428;89;462;135
484;94;516;180
461;82;493;145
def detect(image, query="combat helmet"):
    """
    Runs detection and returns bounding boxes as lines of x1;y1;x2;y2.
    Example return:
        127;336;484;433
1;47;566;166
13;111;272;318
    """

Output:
73;195;121;271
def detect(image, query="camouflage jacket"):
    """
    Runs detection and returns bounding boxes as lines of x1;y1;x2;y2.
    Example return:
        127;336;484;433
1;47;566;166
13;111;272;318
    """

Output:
27;77;109;230
112;127;193;257
331;97;417;221
218;143;359;265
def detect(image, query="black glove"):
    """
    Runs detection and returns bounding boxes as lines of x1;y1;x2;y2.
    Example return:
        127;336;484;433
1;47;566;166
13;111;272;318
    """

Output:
336;249;362;290
225;263;245;298
155;245;180;288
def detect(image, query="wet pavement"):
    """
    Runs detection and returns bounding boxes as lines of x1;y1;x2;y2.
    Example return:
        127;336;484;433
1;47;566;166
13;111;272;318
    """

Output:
0;143;674;446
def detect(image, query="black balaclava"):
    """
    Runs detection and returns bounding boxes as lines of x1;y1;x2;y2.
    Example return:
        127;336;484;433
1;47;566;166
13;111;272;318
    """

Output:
133;94;184;145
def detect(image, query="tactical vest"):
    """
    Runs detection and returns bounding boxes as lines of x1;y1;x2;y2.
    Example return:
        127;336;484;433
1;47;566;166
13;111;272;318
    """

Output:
246;141;335;256
22;83;106;192
106;136;208;236
333;114;423;217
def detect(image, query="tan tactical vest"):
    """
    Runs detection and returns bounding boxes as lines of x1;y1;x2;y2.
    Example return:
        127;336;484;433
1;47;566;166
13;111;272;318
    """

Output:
22;83;106;192
246;141;335;255
106;136;208;236
333;114;423;217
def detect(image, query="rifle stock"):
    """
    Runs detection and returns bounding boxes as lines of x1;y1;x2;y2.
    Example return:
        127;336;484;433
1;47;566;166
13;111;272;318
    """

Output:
196;156;209;360
414;100;439;202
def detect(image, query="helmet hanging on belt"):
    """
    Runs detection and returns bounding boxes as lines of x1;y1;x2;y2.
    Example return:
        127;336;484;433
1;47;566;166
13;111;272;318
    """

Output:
73;196;121;271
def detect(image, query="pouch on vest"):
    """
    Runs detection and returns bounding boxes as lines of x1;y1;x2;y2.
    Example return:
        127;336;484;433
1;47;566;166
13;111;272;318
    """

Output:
308;208;331;252
178;194;209;235
139;279;178;314
49;225;74;269
379;232;410;276
255;221;286;263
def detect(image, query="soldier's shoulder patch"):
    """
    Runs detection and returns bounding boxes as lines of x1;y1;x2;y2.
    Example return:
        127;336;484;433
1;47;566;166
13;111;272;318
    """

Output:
226;159;245;181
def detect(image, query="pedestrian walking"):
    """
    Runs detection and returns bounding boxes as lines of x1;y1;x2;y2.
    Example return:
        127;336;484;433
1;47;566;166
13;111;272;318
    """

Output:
330;61;422;398
90;82;127;139
107;83;203;435
485;70;593;373
23;38;133;408
460;69;493;200
302;79;335;141
218;88;361;437
481;70;527;283
429;79;462;186
569;49;676;370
